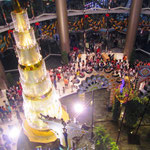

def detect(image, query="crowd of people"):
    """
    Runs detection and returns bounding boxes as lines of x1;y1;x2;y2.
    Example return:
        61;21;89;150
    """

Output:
48;46;149;94
0;83;23;123
0;83;23;150
0;45;150;149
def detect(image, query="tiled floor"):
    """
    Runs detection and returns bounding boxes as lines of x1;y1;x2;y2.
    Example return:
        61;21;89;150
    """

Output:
55;52;124;98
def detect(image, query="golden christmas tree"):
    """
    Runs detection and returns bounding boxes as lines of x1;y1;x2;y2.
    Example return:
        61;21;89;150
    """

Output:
11;0;69;144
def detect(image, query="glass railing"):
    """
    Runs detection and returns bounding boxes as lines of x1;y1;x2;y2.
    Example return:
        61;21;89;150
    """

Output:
0;0;56;26
67;0;84;10
1;1;13;24
0;13;6;26
142;0;150;8
0;0;150;27
67;0;130;10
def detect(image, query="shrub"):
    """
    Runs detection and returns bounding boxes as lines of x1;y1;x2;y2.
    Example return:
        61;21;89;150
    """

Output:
95;126;119;150
125;96;148;129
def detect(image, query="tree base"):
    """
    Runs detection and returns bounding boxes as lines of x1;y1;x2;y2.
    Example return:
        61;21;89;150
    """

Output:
17;129;61;150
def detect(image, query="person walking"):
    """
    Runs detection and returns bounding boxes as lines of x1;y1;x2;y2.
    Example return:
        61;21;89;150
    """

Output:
64;78;69;87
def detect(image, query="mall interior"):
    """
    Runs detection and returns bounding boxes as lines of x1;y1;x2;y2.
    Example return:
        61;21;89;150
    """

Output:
0;0;150;150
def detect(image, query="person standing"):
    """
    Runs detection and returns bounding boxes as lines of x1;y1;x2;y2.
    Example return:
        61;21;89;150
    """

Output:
53;79;57;90
78;53;81;63
16;110;22;125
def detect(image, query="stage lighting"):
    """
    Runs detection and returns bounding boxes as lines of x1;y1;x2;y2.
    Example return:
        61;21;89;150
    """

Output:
74;103;84;114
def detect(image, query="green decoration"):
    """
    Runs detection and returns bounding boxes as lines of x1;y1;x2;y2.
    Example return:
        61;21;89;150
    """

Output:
95;126;119;150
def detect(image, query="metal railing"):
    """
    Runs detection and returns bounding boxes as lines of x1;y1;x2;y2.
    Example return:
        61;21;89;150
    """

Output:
0;7;150;33
135;48;150;56
4;53;61;73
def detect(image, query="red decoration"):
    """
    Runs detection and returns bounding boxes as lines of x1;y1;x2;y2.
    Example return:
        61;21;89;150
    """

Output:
105;13;110;17
35;22;40;26
84;15;89;18
8;29;13;34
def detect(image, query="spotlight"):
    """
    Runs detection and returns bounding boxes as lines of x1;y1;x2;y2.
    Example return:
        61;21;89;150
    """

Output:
8;126;20;140
74;103;84;114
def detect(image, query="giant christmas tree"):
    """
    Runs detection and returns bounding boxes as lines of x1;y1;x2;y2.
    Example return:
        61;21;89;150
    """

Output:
11;0;69;146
